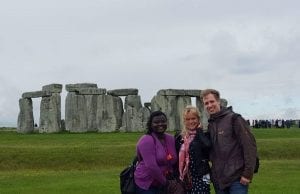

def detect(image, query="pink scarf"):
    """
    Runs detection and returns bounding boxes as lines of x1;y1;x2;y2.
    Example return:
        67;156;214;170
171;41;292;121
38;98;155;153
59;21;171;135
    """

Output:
178;130;196;180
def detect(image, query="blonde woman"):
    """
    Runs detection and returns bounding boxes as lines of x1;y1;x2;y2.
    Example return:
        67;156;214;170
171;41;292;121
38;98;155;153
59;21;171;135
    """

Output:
176;105;211;194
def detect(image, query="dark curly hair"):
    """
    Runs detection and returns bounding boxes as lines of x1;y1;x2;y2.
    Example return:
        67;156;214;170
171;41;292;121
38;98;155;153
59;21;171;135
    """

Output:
146;111;167;134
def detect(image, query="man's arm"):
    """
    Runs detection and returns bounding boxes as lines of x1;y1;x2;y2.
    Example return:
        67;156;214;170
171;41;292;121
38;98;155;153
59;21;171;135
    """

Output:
233;116;257;180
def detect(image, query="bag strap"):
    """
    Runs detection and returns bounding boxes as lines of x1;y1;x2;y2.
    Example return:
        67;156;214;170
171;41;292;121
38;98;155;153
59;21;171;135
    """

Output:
231;113;242;142
132;155;138;166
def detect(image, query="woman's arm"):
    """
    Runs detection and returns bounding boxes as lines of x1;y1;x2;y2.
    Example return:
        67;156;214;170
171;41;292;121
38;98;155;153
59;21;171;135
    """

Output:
137;135;167;185
196;128;212;148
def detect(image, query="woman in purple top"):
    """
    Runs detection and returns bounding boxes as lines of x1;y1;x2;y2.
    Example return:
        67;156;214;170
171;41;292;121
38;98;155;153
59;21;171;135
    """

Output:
134;111;178;194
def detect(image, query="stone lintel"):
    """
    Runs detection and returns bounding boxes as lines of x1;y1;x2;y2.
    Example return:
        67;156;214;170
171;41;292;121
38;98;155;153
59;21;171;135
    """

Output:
157;89;186;96
157;89;201;97
65;83;98;92
77;88;107;95
42;84;63;93
184;89;202;97
22;91;52;98
107;88;138;96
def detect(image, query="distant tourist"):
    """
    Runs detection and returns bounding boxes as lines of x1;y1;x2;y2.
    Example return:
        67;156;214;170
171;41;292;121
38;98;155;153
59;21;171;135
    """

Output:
278;119;282;128
201;89;257;194
286;120;291;128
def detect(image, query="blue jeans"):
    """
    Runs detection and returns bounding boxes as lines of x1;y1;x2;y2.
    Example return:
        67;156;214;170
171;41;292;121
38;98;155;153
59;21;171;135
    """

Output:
215;181;248;194
136;185;162;194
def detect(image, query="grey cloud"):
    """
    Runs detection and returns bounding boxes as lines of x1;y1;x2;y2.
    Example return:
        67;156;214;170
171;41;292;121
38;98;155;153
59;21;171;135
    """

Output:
1;0;300;126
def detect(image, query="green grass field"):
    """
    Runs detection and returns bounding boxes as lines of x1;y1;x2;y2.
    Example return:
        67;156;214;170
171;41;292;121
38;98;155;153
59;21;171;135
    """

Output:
0;128;300;194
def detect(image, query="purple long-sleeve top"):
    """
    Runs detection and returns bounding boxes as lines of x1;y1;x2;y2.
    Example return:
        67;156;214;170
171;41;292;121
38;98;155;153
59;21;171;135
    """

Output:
134;132;178;190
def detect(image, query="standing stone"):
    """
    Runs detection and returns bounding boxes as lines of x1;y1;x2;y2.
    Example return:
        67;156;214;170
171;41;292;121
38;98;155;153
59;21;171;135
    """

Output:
61;119;65;130
39;93;61;133
85;95;98;132
65;92;88;132
96;95;123;132
125;95;142;110
221;99;228;107
17;98;34;133
176;96;192;131
18;85;228;134
151;95;179;131
196;97;209;130
121;106;150;132
140;107;151;130
121;95;145;132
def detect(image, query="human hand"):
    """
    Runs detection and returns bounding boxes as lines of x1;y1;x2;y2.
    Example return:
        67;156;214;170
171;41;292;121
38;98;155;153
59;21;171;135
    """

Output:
197;123;202;128
167;180;181;193
240;176;250;185
179;174;184;181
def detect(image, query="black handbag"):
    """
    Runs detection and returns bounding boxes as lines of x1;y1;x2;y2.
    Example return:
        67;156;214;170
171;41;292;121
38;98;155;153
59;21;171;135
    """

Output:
120;156;138;194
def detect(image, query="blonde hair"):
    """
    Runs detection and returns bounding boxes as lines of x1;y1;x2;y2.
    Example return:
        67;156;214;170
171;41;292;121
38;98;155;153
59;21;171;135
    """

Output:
181;105;201;136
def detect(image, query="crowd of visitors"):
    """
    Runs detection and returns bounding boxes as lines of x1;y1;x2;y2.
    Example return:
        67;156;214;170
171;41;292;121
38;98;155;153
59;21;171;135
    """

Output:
250;119;298;128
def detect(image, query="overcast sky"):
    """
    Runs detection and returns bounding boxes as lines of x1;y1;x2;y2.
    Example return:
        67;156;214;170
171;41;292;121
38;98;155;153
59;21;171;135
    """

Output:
1;0;300;127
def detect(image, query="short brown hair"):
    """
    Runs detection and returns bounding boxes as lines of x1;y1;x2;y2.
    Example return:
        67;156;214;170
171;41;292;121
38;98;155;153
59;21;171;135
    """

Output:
201;89;220;101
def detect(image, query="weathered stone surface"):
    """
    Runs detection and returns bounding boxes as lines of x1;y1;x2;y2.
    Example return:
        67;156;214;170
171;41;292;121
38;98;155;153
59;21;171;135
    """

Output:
61;119;65;130
22;91;51;98
17;98;34;133
157;89;185;96
221;99;228;107
77;88;106;95
151;95;179;131
85;95;98;132
157;89;202;97
176;96;192;131
65;92;123;132
140;107;151;131
65;83;98;92
196;97;209;130
18;85;228;134
121;95;147;132
42;84;63;93
144;102;151;110
124;95;142;110
39;93;61;133
107;88;138;96
96;95;123;132
184;89;202;97
121;106;150;132
65;92;88;132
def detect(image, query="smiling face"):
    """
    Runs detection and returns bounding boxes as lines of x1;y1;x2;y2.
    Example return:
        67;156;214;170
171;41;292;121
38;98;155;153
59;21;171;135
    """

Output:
184;111;200;131
203;93;221;115
151;115;167;134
